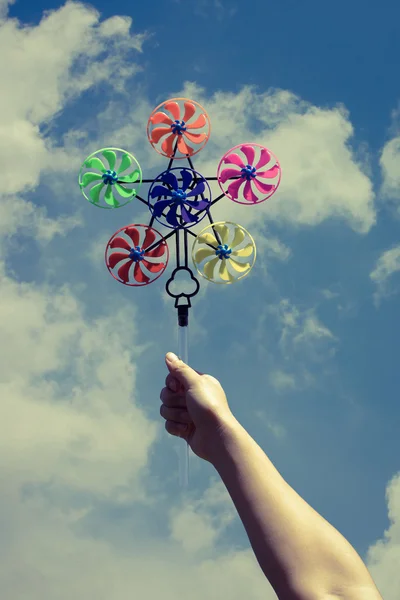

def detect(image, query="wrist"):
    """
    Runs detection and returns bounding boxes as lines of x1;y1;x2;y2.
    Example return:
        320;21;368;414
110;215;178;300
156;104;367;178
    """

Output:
206;414;244;466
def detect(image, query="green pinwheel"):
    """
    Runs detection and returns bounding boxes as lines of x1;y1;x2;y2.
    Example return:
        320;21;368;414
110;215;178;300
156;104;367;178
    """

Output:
79;147;142;209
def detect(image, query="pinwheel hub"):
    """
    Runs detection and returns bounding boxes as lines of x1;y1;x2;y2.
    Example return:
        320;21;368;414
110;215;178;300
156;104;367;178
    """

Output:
171;189;188;202
171;120;187;135
129;246;145;262
102;170;119;185
216;244;232;259
241;165;257;180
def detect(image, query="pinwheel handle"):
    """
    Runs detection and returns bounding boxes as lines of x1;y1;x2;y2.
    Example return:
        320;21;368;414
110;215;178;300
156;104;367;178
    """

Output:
177;305;190;489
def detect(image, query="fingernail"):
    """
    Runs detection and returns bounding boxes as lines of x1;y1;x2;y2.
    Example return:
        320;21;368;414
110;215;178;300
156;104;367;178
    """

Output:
166;352;179;364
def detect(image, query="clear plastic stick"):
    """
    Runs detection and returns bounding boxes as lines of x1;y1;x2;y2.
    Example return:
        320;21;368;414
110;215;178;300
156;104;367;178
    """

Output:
178;322;189;488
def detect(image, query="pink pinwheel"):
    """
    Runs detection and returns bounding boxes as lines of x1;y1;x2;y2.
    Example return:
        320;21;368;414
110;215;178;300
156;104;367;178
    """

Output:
148;99;210;158
106;225;169;286
217;143;281;205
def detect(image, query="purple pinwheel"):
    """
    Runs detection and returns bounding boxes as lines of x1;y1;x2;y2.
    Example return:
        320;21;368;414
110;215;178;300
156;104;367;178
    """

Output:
148;167;211;229
217;143;281;205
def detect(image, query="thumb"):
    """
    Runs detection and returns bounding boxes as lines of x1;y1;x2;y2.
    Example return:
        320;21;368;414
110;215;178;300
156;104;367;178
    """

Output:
165;352;200;388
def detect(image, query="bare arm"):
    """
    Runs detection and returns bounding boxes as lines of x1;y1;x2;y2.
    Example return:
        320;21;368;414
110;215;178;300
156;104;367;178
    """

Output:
161;355;383;600
210;417;383;600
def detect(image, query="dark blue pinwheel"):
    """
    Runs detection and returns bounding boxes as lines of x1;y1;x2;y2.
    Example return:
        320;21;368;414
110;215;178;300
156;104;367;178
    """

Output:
148;167;211;229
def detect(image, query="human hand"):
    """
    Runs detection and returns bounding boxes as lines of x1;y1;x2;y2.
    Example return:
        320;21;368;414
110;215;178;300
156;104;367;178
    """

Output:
160;352;237;463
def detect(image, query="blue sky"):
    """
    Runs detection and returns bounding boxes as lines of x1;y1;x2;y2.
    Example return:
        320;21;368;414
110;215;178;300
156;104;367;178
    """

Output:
1;0;400;598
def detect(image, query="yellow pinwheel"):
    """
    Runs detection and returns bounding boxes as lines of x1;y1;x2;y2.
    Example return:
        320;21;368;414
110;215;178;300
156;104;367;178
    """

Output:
192;221;256;284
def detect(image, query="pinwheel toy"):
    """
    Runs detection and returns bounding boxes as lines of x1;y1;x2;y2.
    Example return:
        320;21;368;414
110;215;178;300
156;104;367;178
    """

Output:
78;98;281;488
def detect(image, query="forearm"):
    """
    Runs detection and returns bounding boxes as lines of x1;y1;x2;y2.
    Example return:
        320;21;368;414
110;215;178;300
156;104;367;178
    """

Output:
211;418;381;599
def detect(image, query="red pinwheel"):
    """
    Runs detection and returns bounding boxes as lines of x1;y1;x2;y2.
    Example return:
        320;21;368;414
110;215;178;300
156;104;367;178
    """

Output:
217;143;281;205
105;224;169;286
147;98;211;159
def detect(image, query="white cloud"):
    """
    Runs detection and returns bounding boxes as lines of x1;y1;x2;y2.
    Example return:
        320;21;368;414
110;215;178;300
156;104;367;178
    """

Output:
370;245;400;304
366;473;400;600
269;369;297;392
254;409;287;438
0;195;82;248
380;136;400;201
252;299;336;391
169;480;236;554
275;299;337;361
0;1;147;198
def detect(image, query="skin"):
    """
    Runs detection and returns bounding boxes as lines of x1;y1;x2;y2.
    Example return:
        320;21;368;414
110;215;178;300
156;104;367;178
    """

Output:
160;353;383;600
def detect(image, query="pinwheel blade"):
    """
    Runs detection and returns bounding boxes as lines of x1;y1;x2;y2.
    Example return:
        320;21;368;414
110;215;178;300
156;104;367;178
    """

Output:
231;243;254;258
151;185;173;199
118;169;140;184
166;204;180;227
109;236;131;251
181;205;198;224
184;132;207;143
108;252;129;269
194;247;216;263
204;256;220;280
89;181;104;204
151;111;173;125
185;198;209;211
142;259;165;273
161;171;179;190
183;101;196;122
118;153;132;174
85;157;107;171
177;136;193;155
230;226;246;249
81;172;103;187
229;258;251;273
218;168;240;184
118;260;133;283
125;226;140;247
102;149;117;171
244;180;258;203
227;178;244;199
161;133;177;157
134;263;150;284
180;169;193;191
143;228;156;249
223;152;245;168
255;148;271;170
241;145;255;166
253;179;275;194
213;223;229;245
105;184;119;207
198;232;218;246
146;244;165;258
115;183;136;199
164;101;181;120
256;165;280;179
153;198;173;217
151;127;173;143
220;259;236;283
186;114;207;130
186;180;205;197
